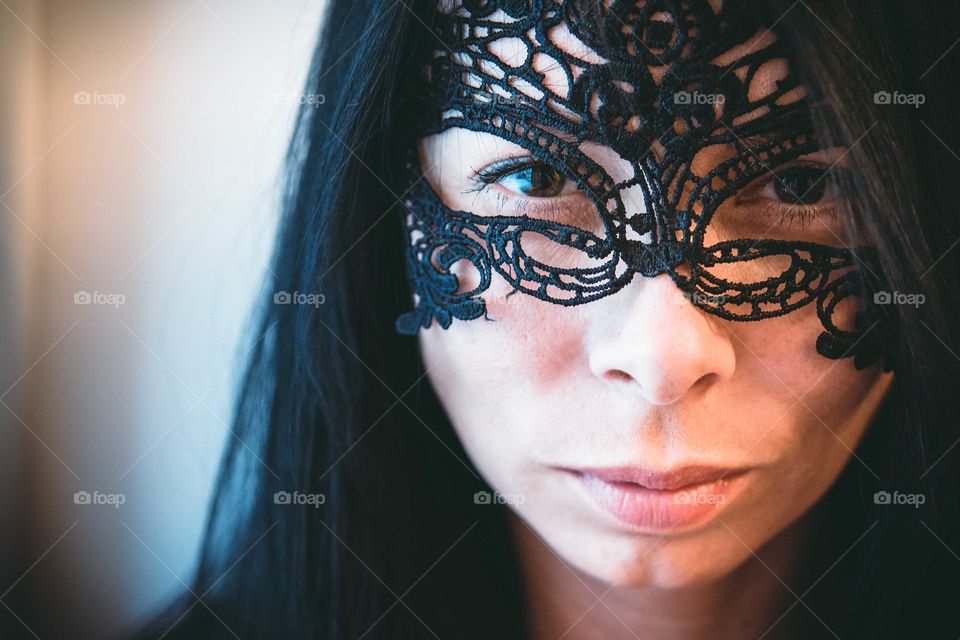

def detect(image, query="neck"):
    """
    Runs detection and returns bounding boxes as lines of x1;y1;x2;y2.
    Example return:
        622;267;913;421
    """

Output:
510;511;823;640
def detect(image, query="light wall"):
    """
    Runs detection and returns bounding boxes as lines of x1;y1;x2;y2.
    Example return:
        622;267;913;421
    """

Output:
0;1;326;637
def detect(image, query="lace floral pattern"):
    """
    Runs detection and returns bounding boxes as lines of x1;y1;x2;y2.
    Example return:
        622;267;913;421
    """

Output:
396;0;892;370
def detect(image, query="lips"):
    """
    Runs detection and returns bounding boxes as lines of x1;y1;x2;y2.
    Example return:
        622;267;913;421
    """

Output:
561;464;753;532
573;465;750;491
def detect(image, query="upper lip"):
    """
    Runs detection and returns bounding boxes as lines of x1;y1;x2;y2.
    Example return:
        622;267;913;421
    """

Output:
566;465;750;491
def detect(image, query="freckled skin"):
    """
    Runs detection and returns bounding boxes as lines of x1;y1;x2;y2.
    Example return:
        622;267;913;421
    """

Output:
421;249;891;588
415;55;893;590
403;5;898;637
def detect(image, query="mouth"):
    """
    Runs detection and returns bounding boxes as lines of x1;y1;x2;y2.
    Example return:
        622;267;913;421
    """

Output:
558;465;753;533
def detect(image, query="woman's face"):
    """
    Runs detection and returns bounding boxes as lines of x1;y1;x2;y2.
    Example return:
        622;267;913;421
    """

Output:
414;13;894;588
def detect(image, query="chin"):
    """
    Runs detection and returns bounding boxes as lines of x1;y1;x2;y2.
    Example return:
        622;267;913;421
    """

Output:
553;525;756;590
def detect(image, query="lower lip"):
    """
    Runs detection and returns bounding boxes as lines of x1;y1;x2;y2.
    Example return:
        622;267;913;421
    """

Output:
570;470;751;532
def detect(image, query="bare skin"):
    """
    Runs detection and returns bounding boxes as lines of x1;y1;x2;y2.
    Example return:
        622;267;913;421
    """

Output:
417;5;893;638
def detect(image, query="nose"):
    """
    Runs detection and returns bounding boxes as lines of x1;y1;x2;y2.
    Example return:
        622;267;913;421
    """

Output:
586;274;736;405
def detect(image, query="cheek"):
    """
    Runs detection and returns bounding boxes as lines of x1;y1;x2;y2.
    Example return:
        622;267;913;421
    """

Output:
417;271;588;480
725;297;891;474
771;361;892;494
722;307;893;540
417;269;892;589
425;261;885;472
726;293;862;393
441;262;586;391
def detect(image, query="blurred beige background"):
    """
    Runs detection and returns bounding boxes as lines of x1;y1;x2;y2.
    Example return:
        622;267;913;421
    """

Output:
0;0;325;637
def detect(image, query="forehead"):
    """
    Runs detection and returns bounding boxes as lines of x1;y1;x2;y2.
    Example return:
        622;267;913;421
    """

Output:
425;0;807;140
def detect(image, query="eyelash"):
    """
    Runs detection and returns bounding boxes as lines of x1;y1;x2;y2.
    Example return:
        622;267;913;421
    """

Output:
753;201;837;229
468;157;842;229
743;163;841;230
471;156;533;186
467;156;577;221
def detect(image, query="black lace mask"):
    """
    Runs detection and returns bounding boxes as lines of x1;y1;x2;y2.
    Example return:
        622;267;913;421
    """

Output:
395;0;893;370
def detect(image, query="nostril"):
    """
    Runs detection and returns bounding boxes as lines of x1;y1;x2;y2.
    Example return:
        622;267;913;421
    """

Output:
604;369;634;383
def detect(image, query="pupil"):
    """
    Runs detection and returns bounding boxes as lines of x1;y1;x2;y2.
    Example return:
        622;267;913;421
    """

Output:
519;165;563;197
774;169;827;204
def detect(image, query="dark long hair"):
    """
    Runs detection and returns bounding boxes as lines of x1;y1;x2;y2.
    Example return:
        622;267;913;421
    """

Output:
136;1;960;638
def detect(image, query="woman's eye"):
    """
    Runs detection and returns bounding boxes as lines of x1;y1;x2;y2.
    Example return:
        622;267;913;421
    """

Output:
499;165;566;197
475;158;568;198
721;161;843;235
770;166;831;205
467;156;600;228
